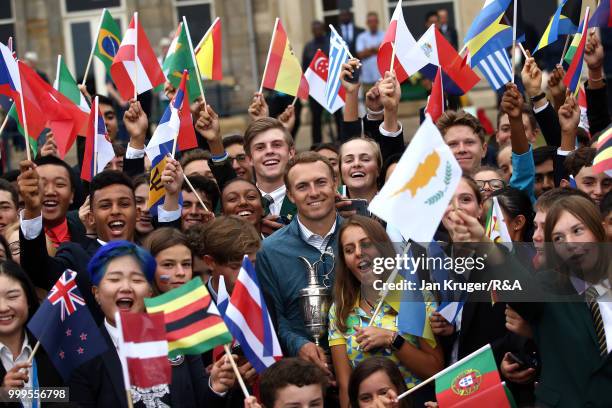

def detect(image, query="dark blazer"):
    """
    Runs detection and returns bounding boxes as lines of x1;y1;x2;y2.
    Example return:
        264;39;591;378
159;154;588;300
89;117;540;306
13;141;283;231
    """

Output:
512;271;612;408
69;326;226;408
585;81;611;136
0;333;69;407
534;102;561;147
336;23;364;57
20;228;103;322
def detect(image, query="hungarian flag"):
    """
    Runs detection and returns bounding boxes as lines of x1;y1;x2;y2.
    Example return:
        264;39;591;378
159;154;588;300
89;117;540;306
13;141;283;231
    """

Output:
425;67;444;123
19;61;89;158
377;0;428;83
92;9;122;72
195;17;222;81
435;344;511;407
593;125;612;176
262;18;309;99
116;311;171;389
81;96;115;182
304;49;345;114
54;55;90;112
563;7;590;95
417;25;480;95
145;277;232;358
162;22;201;102
110;13;165;100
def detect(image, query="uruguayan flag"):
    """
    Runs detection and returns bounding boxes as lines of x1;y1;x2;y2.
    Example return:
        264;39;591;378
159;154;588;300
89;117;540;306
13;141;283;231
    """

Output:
325;25;349;111
476;48;512;91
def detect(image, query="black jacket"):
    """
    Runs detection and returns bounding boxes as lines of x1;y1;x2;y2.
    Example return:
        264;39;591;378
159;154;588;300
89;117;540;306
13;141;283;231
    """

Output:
69;326;226;408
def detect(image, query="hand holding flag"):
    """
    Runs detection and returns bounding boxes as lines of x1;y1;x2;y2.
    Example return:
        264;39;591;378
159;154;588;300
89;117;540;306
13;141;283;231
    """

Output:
563;7;590;95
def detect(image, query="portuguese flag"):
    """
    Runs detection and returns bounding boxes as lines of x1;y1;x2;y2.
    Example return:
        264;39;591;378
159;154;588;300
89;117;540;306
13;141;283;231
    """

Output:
145;277;232;358
435;344;511;407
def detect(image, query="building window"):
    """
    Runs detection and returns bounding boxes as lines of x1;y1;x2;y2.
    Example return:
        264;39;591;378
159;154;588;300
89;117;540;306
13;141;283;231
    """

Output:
387;0;456;39
0;0;15;53
64;0;121;13
320;0;353;27
173;0;213;46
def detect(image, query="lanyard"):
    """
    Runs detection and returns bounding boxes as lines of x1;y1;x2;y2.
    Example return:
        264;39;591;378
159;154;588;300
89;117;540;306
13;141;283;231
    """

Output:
31;357;38;408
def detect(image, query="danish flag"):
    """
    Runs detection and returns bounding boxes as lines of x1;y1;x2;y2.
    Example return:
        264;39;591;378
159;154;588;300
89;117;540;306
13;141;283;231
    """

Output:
48;270;85;321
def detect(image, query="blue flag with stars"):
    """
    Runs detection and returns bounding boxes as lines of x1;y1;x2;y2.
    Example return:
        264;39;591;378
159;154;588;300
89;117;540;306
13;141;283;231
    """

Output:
27;270;107;381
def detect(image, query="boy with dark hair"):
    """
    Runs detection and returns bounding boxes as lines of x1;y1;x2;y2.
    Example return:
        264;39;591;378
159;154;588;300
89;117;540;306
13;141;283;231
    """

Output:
258;358;327;408
0;178;18;235
223;134;253;181
562;146;611;205
533;146;556;198
180;175;219;230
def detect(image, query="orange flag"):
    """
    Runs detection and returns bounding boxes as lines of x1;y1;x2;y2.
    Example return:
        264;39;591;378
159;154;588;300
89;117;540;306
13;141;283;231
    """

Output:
261;18;308;99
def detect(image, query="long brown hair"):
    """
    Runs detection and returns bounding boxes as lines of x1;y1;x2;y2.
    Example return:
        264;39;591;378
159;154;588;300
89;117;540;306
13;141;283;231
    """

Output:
348;356;412;408
544;195;608;281
142;227;191;257
333;216;396;333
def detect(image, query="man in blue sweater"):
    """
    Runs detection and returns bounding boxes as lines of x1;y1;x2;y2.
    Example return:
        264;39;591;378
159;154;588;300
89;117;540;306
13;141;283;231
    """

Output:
256;151;341;379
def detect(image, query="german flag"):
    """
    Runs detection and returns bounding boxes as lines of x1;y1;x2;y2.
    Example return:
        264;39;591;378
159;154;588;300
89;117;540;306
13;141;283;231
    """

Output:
145;277;232;358
593;125;612;176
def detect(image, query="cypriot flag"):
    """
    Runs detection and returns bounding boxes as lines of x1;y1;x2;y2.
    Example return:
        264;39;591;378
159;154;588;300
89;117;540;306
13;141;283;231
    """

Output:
369;116;461;243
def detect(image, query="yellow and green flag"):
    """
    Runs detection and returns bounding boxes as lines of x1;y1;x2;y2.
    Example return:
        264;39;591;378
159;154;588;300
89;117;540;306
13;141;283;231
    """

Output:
162;22;201;102
93;9;122;72
145;277;232;358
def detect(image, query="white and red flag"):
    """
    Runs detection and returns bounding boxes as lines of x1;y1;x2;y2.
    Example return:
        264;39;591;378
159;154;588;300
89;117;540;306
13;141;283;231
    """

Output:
110;13;165;100
304;49;345;114
116;311;171;389
425;67;444;124
377;1;428;83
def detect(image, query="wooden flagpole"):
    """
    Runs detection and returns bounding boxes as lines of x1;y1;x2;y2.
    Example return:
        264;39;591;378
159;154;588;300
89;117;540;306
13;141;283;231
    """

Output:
224;344;250;398
258;18;280;94
0;106;11;136
559;34;572;65
19;84;32;162
389;41;396;73
82;9;107;86
93;96;99;176
133;12;139;101
182;16;207;107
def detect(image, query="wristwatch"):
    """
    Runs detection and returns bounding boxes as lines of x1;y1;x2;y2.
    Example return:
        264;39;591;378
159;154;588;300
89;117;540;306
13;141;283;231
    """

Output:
530;92;546;103
391;332;405;351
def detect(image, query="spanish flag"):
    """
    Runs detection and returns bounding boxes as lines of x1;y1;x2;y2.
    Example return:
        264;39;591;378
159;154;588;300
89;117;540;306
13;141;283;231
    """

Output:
262;18;309;99
145;277;233;358
195;17;222;81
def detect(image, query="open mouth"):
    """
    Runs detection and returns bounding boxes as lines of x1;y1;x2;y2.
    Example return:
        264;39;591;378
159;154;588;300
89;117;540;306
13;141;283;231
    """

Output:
42;199;59;209
0;315;15;325
108;220;126;235
263;159;280;167
139;214;152;223
358;260;372;271
307;201;323;207
115;298;134;310
237;209;253;217
350;171;365;179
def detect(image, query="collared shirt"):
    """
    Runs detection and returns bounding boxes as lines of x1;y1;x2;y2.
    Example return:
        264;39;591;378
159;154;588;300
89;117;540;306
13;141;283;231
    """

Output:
0;333;33;408
571;277;612;353
297;216;336;253
258;184;286;216
355;30;385;84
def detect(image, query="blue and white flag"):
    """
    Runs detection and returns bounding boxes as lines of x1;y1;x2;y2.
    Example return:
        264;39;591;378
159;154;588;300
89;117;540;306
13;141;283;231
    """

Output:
476;48;512;91
325;25;349;111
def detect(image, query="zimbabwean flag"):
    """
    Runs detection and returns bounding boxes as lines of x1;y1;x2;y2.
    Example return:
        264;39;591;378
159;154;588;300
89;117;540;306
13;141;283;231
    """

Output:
435;344;513;407
145;277;232;358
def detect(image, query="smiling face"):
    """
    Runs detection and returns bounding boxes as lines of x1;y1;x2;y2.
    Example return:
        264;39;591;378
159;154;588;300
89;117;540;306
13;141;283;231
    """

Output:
444;125;486;174
37;164;74;224
154;244;192;293
91;184;136;242
497;145;512;183
444;178;482;226
496;113;537;146
286;161;336;224
0;275;29;340
316;148;340;181
551;210;599;272
535;159;554;197
134;183;153;235
222;180;264;228
356;370;399;408
93;255;152;325
574;166;612;206
341;225;380;286
247;129;294;184
226;143;253;181
181;190;213;230
340;139;379;196
99;102;118;141
0;191;17;235
474;169;505;201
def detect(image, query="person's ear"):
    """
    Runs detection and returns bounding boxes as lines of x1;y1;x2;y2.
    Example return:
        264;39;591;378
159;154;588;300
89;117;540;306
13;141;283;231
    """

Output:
92;286;99;304
560;179;570;188
513;214;526;231
203;254;216;270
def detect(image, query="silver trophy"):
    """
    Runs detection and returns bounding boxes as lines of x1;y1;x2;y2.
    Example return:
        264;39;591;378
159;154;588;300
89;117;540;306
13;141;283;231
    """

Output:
298;251;334;346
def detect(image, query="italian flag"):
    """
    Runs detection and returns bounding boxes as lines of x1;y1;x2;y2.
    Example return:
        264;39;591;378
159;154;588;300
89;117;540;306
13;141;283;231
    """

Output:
54;55;90;112
435;344;513;407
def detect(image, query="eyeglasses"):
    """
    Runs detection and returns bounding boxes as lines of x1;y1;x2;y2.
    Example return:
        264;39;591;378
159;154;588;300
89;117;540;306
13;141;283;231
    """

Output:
229;154;247;163
475;179;505;190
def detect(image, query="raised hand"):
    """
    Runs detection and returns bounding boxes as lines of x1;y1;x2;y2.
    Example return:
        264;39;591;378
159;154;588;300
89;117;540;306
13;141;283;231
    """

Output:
210;354;236;394
339;58;361;95
365;80;384;117
547;64;566;109
195;103;220;142
40;131;59;158
161;157;184;197
247;92;269;121
278;104;296;133
123;99;148;149
500;83;524;119
584;30;604;73
378;71;400;113
17;160;41;219
520;51;542;98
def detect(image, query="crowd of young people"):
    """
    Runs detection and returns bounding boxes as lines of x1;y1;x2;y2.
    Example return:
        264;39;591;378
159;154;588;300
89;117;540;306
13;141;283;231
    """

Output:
0;23;610;408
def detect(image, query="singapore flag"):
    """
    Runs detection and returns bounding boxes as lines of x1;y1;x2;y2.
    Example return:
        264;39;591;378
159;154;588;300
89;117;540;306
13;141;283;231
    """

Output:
304;49;345;114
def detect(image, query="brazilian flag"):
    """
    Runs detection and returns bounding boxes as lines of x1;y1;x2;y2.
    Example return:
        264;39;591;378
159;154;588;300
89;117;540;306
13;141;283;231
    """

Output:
93;9;122;72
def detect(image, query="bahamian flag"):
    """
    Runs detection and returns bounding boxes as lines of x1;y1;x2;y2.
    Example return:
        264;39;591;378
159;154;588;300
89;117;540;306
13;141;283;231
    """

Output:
162;22;201;102
533;0;581;53
464;0;513;67
93;9;122;72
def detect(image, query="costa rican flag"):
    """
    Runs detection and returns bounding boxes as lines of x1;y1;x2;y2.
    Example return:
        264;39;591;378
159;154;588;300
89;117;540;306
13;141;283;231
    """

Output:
224;256;282;373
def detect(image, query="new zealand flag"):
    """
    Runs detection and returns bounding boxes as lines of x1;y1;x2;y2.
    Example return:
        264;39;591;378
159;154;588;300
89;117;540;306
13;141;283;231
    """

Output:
27;270;107;380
